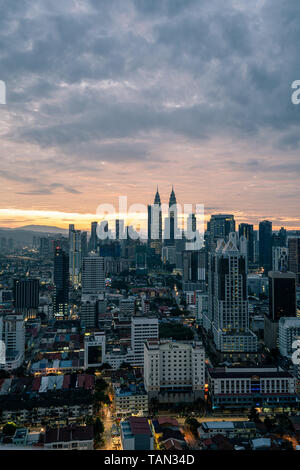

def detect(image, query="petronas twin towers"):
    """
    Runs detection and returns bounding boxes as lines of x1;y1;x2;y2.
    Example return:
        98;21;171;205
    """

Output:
153;186;177;208
148;187;178;254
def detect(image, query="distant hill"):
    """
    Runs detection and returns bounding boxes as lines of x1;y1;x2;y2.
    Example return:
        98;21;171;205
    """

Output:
0;225;68;248
16;225;68;234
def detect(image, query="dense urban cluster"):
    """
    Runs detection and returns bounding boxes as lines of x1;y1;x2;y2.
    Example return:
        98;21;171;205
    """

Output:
0;188;300;451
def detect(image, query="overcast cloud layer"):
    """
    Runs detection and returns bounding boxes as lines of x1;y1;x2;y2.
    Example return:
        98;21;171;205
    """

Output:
0;0;300;228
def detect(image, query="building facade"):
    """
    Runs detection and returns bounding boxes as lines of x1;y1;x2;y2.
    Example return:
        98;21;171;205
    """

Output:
144;339;205;402
208;367;298;410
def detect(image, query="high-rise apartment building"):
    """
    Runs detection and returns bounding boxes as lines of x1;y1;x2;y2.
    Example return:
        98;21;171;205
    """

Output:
82;254;105;294
0;309;25;371
204;233;257;354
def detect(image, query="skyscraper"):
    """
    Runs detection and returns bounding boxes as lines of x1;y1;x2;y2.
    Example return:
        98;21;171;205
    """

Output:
53;247;69;318
164;186;178;247
238;223;254;264
205;233;257;356
268;271;296;321
80;296;99;328
259;220;273;274
288;237;300;285
69;226;82;287
272;246;288;272
0;310;25;371
89;221;98;252
147;187;162;255
131;316;159;366
81;231;88;261
82;254;105;294
13;279;39;319
207;214;235;252
264;271;297;351
115;219;124;240
183;248;206;292
39;237;51;258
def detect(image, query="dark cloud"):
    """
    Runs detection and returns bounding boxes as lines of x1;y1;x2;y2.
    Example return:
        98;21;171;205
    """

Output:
0;0;300;201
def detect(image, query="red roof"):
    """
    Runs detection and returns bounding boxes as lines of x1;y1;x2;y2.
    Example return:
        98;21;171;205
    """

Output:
158;417;179;427
45;425;93;444
128;417;152;436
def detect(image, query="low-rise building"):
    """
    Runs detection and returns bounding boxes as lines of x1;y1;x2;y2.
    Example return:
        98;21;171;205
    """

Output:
198;421;257;440
0;374;95;425
120;417;154;450
208;367;298;410
114;385;148;417
44;425;94;450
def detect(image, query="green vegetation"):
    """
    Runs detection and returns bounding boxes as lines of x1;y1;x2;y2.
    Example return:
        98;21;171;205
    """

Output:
2;422;17;436
86;416;104;448
93;377;111;412
159;323;194;340
111;280;129;291
94;417;104;446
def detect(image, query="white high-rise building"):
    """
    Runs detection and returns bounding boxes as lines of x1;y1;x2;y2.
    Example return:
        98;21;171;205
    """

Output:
278;317;300;359
272;246;288;272
0;312;25;371
144;339;205;402
82;254;105;294
205;233;257;353
131;316;159;366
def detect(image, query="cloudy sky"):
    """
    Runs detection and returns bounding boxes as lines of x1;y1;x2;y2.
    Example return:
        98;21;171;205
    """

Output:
0;0;300;230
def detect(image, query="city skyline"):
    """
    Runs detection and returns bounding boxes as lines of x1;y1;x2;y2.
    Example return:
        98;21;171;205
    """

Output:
0;186;298;232
0;1;300;230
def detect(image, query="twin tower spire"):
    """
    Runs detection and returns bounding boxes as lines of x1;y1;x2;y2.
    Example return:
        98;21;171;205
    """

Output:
154;186;176;207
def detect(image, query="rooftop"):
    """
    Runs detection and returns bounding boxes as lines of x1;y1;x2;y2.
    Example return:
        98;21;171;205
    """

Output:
44;425;94;444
